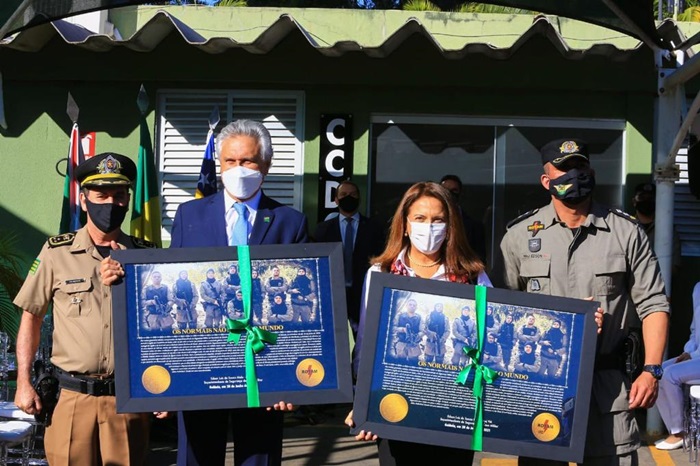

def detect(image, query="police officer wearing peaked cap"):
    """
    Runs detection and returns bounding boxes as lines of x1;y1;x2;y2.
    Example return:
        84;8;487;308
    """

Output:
499;138;670;466
75;151;137;187
13;151;157;466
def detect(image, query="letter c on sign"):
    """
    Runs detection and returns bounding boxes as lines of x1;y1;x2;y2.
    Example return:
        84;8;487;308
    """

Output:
326;118;345;146
325;149;345;177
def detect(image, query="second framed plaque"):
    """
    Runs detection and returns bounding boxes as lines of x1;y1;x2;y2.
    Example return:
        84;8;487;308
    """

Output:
351;273;599;463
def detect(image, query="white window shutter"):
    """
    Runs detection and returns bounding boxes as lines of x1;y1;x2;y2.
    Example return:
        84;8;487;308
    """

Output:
156;90;305;242
675;147;700;256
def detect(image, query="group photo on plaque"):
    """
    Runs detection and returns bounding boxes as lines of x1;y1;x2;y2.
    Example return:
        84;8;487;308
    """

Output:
136;259;323;334
386;290;576;382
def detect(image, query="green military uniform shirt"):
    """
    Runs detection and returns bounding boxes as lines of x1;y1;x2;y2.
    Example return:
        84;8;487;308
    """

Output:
500;201;669;455
14;227;152;375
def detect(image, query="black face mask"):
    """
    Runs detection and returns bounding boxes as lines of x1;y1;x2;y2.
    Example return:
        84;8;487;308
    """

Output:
85;199;129;233
635;200;655;217
449;191;460;204
547;168;596;205
338;195;360;213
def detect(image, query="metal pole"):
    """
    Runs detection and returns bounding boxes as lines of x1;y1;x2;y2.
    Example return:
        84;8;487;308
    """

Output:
648;49;684;436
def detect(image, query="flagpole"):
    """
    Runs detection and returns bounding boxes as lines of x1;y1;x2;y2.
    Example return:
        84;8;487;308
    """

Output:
131;84;162;246
195;106;220;199
59;93;85;234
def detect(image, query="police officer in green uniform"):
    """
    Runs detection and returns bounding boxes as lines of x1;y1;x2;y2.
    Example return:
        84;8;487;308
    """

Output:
500;139;669;466
13;152;157;466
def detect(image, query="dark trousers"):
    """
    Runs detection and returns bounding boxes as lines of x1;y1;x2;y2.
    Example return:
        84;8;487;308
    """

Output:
518;459;566;466
347;286;360;339
177;408;284;466
377;438;474;465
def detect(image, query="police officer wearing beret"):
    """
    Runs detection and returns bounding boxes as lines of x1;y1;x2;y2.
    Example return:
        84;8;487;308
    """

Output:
499;139;670;466
13;152;157;466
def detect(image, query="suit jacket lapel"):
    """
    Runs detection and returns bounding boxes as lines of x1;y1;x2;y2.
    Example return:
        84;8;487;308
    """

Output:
250;193;274;245
210;192;228;246
331;217;342;242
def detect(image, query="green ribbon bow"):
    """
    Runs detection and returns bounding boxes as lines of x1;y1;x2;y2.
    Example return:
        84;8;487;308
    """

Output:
225;245;278;408
455;285;498;451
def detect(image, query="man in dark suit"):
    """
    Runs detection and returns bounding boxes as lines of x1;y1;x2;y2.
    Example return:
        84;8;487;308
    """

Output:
170;119;308;466
440;174;487;264
313;180;384;339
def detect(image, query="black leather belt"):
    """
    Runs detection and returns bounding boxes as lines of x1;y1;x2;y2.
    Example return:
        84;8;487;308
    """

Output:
54;367;115;397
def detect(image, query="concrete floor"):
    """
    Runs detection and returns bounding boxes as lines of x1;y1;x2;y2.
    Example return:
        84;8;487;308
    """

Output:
146;404;694;466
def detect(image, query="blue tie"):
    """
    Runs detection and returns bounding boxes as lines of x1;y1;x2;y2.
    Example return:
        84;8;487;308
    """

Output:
231;203;249;246
343;217;354;286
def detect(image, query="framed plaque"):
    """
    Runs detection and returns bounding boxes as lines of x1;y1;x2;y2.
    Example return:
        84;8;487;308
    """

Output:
351;273;599;463
112;243;353;413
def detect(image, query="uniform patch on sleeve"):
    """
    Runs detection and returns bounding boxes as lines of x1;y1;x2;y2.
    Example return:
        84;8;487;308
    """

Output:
29;258;40;275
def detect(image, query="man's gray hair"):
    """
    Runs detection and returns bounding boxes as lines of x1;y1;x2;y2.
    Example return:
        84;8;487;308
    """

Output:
216;119;274;165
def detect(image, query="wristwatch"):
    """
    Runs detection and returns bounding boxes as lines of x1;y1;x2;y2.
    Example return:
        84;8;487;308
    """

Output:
643;364;663;379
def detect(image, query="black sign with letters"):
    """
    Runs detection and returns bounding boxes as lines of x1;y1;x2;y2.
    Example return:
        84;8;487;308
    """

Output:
318;114;353;222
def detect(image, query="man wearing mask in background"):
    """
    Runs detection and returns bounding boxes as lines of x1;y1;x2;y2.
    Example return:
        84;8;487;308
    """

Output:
314;180;384;341
13;152;154;466
440;174;487;264
500;138;669;466
632;182;682;277
170;119;306;466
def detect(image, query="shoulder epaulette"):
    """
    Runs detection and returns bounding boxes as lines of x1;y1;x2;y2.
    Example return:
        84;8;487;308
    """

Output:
131;236;157;248
610;208;639;224
47;232;75;248
506;209;539;229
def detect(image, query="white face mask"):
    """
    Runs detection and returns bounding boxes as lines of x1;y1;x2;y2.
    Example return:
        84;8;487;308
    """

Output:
408;222;447;255
221;166;264;200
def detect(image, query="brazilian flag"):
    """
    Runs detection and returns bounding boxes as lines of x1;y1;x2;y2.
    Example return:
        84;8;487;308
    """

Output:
130;116;162;246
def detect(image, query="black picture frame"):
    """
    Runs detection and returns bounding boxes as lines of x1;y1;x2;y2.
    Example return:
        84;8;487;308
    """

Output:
351;273;599;463
112;243;353;413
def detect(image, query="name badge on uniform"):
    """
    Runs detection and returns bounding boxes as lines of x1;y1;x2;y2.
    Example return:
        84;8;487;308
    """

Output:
528;238;541;252
65;278;86;285
530;279;541;292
